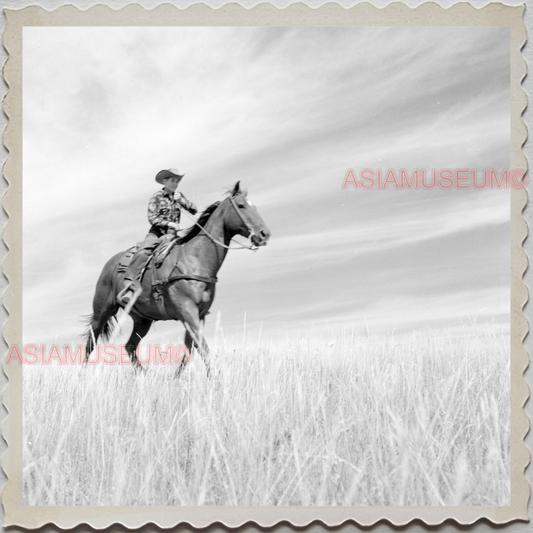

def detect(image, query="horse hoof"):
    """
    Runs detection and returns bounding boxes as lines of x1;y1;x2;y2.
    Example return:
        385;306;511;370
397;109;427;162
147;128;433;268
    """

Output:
175;364;187;379
133;363;145;374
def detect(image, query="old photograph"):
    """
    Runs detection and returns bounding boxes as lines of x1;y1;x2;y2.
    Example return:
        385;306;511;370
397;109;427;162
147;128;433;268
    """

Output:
2;2;528;528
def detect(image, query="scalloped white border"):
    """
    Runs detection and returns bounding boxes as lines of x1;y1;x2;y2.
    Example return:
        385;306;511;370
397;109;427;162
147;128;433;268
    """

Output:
2;2;529;528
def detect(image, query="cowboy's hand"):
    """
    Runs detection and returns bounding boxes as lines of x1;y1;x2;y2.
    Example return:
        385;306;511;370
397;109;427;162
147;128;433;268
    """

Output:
188;203;198;215
167;222;180;230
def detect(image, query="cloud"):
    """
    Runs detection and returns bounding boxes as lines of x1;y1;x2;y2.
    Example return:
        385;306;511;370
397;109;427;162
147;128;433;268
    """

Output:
22;26;511;345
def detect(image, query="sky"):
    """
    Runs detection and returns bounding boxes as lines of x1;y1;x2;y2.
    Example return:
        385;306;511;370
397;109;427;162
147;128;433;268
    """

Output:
22;26;511;346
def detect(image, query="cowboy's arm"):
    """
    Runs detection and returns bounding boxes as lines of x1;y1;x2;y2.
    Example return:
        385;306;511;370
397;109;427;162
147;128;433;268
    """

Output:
175;192;198;215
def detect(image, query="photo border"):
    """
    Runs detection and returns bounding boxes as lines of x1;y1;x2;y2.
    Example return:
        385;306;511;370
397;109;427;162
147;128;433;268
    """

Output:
2;2;529;528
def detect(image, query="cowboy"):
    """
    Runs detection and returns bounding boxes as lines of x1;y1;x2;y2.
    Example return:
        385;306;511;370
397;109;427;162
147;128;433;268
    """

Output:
120;168;198;304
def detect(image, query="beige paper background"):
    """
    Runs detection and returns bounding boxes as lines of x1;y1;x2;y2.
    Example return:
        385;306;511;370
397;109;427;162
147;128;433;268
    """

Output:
2;2;529;528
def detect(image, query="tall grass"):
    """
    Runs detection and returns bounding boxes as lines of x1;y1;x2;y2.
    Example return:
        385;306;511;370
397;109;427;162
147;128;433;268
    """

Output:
23;325;510;506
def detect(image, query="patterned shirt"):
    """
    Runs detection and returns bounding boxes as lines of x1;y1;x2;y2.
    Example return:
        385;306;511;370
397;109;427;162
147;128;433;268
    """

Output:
147;189;192;236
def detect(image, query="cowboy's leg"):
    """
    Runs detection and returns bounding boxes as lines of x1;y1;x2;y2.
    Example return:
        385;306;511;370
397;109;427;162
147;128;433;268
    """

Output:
121;233;160;302
126;234;160;277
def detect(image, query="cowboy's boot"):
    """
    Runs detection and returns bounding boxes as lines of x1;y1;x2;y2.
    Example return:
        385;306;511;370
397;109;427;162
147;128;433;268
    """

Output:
118;275;142;306
118;255;149;306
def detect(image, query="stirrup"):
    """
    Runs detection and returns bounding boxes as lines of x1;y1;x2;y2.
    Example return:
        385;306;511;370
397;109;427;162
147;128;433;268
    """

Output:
117;282;143;315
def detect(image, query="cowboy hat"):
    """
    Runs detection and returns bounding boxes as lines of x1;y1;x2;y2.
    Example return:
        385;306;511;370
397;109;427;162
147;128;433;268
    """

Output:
155;168;185;184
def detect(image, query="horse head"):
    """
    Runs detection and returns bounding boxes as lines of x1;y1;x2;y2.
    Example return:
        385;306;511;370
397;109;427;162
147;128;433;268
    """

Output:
224;181;270;247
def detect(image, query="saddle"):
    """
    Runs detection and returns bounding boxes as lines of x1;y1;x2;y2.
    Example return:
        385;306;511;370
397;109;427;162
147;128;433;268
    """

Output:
117;236;177;274
117;236;218;319
117;245;139;274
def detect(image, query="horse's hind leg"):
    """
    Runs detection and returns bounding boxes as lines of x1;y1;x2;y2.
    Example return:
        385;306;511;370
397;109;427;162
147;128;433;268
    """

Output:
125;317;153;371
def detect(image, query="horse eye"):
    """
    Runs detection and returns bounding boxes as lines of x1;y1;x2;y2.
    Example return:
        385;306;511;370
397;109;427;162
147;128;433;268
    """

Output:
238;204;245;208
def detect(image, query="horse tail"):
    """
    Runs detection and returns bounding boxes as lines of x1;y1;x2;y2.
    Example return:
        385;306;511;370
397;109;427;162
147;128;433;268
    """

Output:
83;251;124;357
103;315;120;341
84;314;120;363
84;314;120;344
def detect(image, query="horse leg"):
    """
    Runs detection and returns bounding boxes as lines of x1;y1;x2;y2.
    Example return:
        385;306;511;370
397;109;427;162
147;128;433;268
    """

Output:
176;327;193;379
179;312;211;378
125;317;153;371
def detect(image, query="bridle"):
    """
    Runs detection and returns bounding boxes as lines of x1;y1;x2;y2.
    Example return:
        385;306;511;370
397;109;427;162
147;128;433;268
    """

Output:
228;195;258;243
180;194;259;251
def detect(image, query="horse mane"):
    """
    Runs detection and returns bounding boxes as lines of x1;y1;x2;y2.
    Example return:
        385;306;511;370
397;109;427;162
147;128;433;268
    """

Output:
176;201;221;244
224;186;247;198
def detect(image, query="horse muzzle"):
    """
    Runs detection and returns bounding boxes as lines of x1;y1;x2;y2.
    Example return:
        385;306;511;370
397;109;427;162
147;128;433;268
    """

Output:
251;229;270;247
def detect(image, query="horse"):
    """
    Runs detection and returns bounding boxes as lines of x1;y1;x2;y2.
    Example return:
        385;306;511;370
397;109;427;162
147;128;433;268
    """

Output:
84;181;270;375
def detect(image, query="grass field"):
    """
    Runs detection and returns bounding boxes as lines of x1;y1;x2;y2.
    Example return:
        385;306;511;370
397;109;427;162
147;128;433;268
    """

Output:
23;324;510;506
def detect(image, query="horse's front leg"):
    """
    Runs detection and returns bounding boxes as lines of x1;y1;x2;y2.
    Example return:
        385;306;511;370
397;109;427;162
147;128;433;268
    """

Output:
179;312;211;378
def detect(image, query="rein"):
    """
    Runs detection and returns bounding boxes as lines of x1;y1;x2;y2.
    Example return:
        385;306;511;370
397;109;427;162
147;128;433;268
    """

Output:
180;196;259;251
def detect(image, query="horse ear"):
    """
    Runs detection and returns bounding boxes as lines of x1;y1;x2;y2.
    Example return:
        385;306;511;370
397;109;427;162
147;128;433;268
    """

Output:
232;181;241;196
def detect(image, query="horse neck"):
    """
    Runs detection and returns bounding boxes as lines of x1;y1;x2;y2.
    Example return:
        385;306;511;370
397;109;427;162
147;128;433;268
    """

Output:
183;200;236;275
